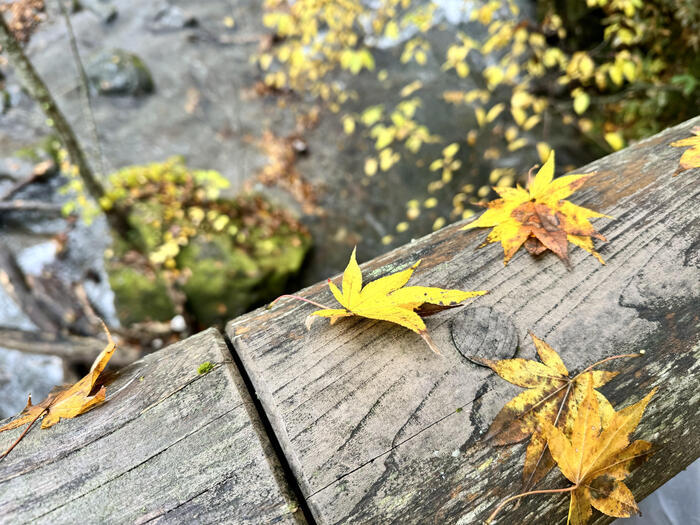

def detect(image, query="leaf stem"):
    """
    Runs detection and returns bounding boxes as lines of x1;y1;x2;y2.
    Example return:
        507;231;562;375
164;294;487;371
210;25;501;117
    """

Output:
267;294;332;310
522;381;573;491
0;408;47;461
576;352;642;378
486;485;577;524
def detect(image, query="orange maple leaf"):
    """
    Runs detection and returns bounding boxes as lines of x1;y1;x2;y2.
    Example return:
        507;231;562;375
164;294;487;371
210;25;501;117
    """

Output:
544;378;656;524
0;322;117;459
462;151;611;266
487;377;655;525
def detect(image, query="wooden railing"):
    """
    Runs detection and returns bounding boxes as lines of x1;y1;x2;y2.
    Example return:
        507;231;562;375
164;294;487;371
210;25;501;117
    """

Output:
2;116;699;524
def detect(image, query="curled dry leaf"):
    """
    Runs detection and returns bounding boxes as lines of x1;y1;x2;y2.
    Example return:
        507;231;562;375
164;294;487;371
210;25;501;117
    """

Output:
311;248;487;354
462;151;611;266
0;322;117;457
544;377;656;524
670;126;700;172
475;333;619;489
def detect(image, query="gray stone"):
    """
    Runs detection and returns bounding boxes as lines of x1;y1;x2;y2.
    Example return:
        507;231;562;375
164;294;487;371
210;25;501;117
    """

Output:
79;0;118;24
0;347;63;419
147;2;197;33
86;49;154;96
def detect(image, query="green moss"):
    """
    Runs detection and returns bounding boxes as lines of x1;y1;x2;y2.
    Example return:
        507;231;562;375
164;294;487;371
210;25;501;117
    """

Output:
104;158;311;328
178;227;310;326
12;136;62;163
107;264;175;325
197;361;215;374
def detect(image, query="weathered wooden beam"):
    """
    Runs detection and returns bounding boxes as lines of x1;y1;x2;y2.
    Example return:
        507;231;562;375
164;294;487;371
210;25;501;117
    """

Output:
0;329;306;524
227;116;700;524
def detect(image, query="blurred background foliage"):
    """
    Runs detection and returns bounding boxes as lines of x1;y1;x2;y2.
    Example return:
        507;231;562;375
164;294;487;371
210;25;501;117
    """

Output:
258;0;699;239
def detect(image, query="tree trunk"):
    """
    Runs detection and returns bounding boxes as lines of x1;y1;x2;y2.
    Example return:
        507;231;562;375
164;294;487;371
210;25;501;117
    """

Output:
0;13;132;243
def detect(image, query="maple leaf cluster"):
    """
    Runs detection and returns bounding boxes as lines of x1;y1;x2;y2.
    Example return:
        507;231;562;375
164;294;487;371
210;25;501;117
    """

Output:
463;152;610;266
483;334;656;524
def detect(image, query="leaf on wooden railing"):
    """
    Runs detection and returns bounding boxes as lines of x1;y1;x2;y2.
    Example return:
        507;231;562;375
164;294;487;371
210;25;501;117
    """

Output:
462;151;611;267
474;333;619;489
543;378;656;524
0;322;117;460
309;248;487;354
670;126;700;173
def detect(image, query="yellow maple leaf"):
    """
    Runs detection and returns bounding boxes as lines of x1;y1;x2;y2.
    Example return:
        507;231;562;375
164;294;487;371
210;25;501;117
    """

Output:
0;322;117;447
670;126;700;172
311;248;487;353
476;333;618;489
544;378;656;524
462;151;611;266
487;377;655;525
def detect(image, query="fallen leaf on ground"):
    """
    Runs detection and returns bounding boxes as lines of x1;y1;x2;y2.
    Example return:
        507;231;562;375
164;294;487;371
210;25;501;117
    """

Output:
670;126;700;172
475;333;619;489
544;377;655;524
462;151;611;266
1;322;117;458
311;248;486;353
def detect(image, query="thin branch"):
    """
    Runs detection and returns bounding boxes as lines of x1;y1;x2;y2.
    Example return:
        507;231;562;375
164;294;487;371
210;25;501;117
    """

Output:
0;12;132;242
0;407;47;461
57;0;106;178
0;161;55;201
0;199;63;212
0;326;139;367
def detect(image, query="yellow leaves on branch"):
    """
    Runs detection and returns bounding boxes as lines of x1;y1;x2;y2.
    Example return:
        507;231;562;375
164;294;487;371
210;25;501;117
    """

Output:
475;333;619;489
670;126;700;173
311;248;486;354
0;322;117;459
462;151;611;266
545;379;655;524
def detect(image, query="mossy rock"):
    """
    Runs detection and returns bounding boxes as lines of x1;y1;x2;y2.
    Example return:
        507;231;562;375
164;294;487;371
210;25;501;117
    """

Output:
106;263;176;326
106;190;311;328
87;49;154;97
177;226;310;326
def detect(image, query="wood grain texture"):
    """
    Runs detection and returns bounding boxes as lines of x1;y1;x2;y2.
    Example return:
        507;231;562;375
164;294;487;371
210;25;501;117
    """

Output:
0;328;305;524
228;116;700;524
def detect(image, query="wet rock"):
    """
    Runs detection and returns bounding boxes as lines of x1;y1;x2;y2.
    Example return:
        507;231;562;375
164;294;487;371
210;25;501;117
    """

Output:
105;190;311;328
86;49;154;96
79;0;118;24
106;263;176;326
147;2;197;33
0;347;64;419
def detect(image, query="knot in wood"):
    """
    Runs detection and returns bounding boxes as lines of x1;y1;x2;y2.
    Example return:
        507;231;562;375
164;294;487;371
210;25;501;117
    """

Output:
450;307;518;364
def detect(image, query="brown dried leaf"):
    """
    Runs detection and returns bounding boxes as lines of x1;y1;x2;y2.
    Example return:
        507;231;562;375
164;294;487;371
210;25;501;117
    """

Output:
0;322;117;435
